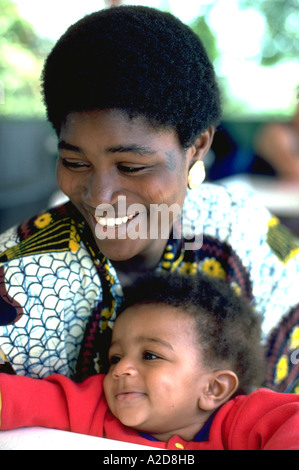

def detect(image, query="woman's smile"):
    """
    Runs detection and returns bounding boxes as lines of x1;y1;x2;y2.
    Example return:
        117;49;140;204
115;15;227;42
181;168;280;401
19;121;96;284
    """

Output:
94;213;137;228
94;210;147;241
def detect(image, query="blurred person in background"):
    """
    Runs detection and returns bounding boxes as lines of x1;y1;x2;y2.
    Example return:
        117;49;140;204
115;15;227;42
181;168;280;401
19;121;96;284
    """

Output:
253;89;299;180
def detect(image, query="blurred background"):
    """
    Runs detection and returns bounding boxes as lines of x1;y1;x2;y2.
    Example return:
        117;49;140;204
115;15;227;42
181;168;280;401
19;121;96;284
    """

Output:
1;0;299;233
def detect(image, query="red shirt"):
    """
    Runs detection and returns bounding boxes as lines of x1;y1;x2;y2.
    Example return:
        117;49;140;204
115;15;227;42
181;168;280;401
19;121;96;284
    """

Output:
1;373;299;450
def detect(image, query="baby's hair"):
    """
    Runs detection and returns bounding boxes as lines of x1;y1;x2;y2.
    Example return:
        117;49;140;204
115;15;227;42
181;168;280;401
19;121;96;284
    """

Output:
120;271;266;394
42;5;221;148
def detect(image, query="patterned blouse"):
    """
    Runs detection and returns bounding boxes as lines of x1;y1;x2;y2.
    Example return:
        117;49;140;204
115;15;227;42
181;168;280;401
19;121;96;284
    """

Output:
0;183;299;393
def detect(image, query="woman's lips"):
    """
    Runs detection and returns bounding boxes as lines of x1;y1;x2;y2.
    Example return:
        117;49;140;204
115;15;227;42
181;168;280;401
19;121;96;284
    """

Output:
94;213;137;227
92;211;147;240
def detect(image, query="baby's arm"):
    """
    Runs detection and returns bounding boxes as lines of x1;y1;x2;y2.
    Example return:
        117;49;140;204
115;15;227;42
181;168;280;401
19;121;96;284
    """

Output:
0;373;105;435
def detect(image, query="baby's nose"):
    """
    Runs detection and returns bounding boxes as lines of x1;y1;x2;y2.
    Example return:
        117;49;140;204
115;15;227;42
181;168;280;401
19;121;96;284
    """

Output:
112;358;138;378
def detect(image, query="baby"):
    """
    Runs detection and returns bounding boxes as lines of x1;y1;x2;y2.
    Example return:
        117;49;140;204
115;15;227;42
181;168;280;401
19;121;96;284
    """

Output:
1;272;299;450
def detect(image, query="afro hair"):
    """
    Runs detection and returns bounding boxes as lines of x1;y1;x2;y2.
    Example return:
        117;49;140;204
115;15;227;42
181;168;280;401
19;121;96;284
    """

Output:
42;5;221;148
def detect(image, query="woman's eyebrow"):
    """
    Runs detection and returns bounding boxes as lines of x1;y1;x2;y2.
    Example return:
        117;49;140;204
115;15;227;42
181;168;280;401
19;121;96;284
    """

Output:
58;140;157;156
58;140;82;153
105;144;157;156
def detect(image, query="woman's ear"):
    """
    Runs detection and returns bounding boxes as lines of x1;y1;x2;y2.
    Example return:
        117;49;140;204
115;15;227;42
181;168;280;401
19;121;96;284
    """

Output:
187;126;215;166
198;370;239;412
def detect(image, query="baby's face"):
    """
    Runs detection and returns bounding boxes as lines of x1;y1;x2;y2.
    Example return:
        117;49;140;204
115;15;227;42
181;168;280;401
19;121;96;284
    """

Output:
103;303;212;441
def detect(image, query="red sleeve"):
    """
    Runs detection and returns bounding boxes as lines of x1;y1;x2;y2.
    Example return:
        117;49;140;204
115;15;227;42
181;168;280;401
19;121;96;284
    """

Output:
224;389;299;450
0;373;106;436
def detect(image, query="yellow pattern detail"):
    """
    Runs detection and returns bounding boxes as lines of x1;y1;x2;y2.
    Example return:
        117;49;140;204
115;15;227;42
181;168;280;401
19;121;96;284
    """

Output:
179;261;198;275
0;348;8;363
201;258;226;279
170;251;185;273
93;353;101;374
164;252;175;260
175;443;185;449
268;216;279;228
103;263;115;285
267;216;299;264
69;224;81;252
289;326;299;350
34;212;53;229
232;283;242;296
0;217;77;263
275;355;289;384
162;261;172;269
100;301;116;332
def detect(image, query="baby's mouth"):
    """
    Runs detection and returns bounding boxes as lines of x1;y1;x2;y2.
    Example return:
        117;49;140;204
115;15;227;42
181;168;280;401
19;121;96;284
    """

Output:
116;391;146;401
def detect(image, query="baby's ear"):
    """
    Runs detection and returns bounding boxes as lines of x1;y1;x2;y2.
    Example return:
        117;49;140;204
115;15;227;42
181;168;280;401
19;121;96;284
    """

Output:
198;370;239;411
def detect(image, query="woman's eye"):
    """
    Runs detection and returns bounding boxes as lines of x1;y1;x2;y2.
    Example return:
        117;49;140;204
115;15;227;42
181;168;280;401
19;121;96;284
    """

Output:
61;158;89;169
117;164;146;173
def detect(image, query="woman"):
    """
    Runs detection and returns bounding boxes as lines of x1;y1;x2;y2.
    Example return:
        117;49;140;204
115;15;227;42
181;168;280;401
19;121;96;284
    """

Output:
0;6;298;392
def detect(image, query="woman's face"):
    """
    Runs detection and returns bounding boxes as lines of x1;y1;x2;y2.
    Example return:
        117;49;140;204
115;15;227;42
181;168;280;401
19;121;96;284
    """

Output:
57;109;206;262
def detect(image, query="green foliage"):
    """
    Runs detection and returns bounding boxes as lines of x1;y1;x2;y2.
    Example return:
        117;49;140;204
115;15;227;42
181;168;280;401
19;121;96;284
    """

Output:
1;0;297;119
239;0;299;66
0;0;53;117
190;15;219;64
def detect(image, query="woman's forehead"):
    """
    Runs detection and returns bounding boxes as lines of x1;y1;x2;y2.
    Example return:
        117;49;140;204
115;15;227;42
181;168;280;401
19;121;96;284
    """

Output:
60;109;182;150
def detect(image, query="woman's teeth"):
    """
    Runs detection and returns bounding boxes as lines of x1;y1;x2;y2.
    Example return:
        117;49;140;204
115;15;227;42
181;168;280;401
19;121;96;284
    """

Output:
95;213;136;227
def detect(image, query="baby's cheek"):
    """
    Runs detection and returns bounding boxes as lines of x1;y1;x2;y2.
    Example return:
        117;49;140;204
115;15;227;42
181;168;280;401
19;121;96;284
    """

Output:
103;375;113;404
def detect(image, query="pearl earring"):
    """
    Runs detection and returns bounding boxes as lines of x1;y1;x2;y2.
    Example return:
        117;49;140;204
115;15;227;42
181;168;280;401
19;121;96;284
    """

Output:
187;161;206;189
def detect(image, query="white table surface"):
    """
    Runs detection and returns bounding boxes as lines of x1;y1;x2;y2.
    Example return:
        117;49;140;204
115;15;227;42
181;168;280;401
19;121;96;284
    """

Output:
0;427;158;450
218;175;299;217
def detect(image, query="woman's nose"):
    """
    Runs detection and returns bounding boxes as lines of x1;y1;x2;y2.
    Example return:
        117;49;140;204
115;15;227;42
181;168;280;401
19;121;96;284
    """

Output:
84;168;122;207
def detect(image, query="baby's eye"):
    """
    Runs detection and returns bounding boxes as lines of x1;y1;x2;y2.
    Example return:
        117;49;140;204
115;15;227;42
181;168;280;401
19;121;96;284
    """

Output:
143;351;160;360
109;355;121;365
